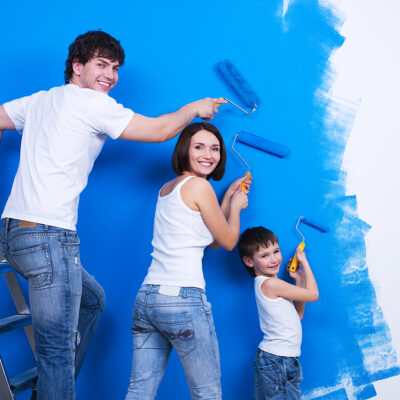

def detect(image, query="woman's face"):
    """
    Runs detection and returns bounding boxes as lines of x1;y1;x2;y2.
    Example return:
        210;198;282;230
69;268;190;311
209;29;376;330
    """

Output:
187;129;221;178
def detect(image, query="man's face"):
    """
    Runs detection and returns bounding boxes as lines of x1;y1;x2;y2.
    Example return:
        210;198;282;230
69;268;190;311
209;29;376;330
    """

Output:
72;55;120;94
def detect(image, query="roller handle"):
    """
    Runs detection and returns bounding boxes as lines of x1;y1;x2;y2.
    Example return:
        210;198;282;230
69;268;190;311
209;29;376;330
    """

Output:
241;172;251;191
215;97;225;108
289;242;305;272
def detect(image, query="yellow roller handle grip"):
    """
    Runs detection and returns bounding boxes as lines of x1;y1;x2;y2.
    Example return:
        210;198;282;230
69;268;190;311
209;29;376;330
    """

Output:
289;242;305;272
215;97;225;107
241;172;251;191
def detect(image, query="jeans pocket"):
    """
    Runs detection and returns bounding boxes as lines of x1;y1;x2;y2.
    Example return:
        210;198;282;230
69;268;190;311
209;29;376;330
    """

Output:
132;306;153;350
61;232;80;246
286;358;303;383
153;310;196;357
10;244;53;288
255;352;282;397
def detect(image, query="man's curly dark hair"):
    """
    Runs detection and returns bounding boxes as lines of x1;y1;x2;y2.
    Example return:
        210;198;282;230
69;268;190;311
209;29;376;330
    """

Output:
64;30;125;83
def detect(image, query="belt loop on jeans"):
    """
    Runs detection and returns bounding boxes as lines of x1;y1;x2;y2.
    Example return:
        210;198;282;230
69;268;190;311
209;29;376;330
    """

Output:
44;225;49;231
2;218;9;235
146;285;152;295
182;287;188;299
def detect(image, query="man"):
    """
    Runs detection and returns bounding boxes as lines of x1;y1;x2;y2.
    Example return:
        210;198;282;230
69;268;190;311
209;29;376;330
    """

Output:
0;30;225;400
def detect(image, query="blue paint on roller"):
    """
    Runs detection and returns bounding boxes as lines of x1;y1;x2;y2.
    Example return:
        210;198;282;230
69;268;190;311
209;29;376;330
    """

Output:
216;59;260;109
301;217;329;233
237;131;289;158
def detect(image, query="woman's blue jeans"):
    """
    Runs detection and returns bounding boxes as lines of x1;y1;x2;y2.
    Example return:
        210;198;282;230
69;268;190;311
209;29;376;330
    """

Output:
254;349;303;400
0;218;105;400
126;284;222;400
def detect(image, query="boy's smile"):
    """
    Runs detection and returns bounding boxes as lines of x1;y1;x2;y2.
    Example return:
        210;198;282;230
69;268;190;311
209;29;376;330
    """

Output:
243;242;282;277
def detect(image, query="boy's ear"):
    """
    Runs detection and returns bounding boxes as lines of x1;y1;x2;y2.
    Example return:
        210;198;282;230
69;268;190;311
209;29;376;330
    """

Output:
243;256;254;268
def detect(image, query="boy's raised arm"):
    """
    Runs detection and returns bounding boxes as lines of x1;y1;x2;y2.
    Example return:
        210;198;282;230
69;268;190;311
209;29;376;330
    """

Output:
288;262;306;319
263;249;318;304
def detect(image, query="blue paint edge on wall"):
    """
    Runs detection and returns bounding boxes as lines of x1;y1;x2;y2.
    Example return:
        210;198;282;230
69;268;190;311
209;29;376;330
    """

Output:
320;85;400;396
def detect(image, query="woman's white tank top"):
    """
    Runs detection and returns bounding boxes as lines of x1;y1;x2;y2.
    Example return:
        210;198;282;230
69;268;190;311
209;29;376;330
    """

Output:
143;176;214;289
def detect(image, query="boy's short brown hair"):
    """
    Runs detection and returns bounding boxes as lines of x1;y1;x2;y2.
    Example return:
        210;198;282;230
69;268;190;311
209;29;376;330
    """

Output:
238;227;279;277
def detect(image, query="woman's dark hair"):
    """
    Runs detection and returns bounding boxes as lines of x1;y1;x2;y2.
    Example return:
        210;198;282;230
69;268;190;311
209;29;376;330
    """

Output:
172;122;226;181
64;30;125;83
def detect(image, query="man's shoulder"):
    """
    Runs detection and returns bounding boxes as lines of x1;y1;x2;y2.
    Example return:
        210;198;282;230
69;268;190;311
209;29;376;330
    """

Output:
64;84;116;102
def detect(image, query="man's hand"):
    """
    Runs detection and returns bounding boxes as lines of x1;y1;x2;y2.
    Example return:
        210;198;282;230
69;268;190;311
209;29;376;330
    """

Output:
119;97;227;143
192;97;227;120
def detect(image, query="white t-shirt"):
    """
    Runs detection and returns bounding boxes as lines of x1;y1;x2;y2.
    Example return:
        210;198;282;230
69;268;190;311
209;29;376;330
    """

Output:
255;275;302;357
2;84;133;230
143;176;214;289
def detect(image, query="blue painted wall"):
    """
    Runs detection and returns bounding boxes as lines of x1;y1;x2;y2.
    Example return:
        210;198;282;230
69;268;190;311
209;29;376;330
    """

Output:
0;1;398;399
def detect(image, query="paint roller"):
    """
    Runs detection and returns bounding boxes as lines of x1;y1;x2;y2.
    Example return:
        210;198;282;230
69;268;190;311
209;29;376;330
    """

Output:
214;59;260;114
232;131;290;190
289;216;328;273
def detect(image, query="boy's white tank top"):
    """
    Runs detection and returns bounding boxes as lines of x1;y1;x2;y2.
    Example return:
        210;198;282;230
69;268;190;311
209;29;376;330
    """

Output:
143;176;214;289
255;275;302;357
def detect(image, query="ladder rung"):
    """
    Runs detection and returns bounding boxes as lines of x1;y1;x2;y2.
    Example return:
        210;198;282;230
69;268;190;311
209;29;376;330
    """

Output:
0;262;13;274
0;314;32;334
9;367;38;395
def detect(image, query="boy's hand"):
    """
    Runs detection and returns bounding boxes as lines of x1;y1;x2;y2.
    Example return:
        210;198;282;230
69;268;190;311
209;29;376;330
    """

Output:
286;258;305;285
296;247;308;266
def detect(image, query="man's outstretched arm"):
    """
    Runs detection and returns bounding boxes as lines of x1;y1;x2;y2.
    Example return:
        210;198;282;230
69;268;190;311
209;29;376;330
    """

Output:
119;97;226;143
0;105;16;142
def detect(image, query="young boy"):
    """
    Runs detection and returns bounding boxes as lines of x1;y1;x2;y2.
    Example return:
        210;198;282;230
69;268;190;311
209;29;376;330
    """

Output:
238;226;319;400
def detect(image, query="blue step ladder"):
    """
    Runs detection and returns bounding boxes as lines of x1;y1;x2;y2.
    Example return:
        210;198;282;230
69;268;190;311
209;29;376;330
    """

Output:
0;250;37;399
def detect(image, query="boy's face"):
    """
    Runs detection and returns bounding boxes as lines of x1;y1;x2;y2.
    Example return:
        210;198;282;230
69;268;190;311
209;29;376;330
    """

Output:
243;242;282;277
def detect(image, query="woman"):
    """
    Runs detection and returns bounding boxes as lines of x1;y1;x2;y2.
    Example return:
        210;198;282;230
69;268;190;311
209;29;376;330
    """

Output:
126;122;250;400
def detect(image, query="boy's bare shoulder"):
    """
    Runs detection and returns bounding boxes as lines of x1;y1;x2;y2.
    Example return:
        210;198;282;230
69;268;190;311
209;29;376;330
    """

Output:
260;277;282;299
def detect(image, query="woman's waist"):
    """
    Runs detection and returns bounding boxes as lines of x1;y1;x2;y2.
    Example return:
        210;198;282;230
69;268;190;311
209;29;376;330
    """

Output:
143;259;206;288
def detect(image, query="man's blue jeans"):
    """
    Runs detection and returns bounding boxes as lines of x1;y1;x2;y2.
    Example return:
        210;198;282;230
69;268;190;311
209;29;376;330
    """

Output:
0;218;105;400
254;349;303;400
126;284;222;400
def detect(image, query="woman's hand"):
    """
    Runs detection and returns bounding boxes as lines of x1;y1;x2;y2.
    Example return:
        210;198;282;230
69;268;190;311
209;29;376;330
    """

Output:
231;189;249;211
228;173;252;195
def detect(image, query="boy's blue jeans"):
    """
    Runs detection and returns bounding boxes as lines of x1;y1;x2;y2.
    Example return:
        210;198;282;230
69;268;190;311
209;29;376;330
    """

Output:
126;284;222;400
0;218;105;400
254;349;303;400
